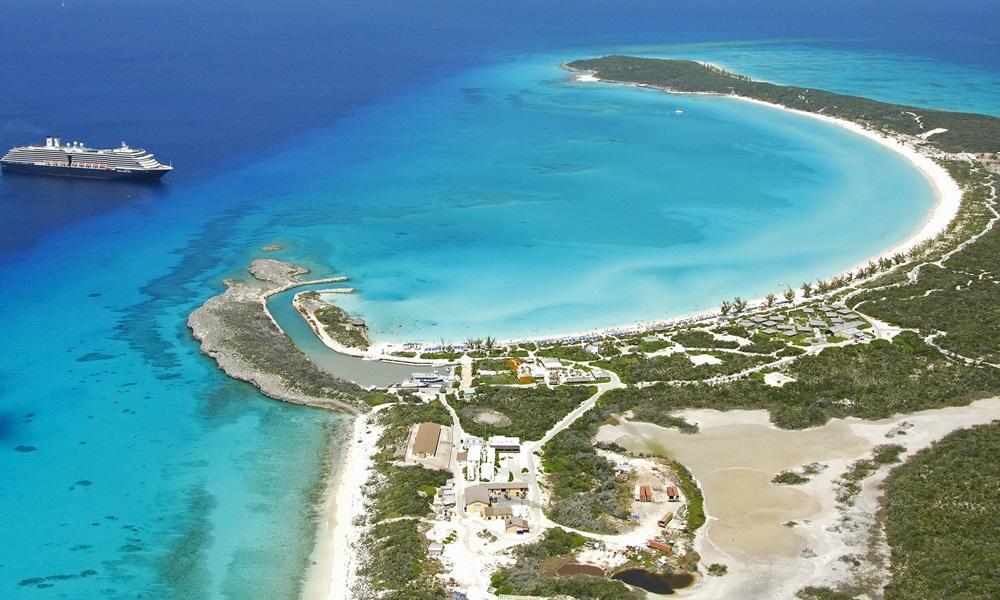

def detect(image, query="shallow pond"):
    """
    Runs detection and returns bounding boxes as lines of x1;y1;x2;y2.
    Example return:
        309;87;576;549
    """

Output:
612;568;694;594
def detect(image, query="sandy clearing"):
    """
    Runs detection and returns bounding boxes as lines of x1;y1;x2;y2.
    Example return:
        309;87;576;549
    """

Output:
596;398;1000;598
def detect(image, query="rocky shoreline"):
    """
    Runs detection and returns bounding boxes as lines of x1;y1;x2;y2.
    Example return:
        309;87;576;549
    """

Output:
188;258;366;414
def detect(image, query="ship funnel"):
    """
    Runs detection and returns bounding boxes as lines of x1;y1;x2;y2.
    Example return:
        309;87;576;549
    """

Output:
53;137;61;147
45;136;53;147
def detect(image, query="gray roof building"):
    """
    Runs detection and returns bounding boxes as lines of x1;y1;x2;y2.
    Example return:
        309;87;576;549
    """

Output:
464;485;489;507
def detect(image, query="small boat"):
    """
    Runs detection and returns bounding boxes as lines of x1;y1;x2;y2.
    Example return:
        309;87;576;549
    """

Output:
411;372;444;383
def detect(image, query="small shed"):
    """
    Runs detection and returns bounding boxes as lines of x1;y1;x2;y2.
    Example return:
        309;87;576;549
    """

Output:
637;485;653;502
666;486;681;502
647;539;673;553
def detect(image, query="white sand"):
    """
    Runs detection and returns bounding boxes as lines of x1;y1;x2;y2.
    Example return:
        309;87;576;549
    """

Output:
689;353;723;366
301;407;385;600
763;372;796;387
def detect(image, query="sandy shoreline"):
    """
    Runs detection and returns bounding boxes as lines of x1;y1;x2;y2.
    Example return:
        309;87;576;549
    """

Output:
463;68;965;348
333;69;965;353
568;67;964;266
301;406;384;600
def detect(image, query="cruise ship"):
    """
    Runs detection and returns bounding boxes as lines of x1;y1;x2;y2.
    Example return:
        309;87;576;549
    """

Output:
1;136;172;180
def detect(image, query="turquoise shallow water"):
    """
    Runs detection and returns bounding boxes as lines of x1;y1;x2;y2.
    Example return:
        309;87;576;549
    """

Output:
1;27;997;600
261;52;935;343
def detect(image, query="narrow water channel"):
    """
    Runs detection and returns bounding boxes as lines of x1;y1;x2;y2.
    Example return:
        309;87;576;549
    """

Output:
266;283;448;387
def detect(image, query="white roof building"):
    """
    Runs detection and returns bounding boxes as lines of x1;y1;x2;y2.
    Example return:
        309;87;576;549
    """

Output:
488;435;521;451
539;358;563;370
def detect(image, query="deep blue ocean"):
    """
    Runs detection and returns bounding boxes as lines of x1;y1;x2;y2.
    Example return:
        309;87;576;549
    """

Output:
1;1;998;597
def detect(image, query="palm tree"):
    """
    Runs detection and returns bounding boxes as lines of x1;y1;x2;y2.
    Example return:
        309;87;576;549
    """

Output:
485;336;496;351
765;293;776;308
783;288;796;303
800;282;813;298
720;300;733;315
732;297;748;313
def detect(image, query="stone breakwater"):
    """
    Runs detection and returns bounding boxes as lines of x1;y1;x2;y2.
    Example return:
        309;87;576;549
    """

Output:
188;258;366;414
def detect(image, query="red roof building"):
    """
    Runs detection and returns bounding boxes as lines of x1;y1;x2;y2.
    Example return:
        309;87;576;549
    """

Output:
666;485;681;501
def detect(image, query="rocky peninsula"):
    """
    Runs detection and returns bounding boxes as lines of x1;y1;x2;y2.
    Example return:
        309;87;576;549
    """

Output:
188;259;367;414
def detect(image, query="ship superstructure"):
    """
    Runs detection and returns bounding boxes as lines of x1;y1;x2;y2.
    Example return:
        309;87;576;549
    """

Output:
1;136;172;180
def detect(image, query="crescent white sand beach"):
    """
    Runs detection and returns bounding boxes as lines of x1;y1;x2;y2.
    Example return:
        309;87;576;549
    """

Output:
270;70;967;361
595;398;1000;599
273;70;966;361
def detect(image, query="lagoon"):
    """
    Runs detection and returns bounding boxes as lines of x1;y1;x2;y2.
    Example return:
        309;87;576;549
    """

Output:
261;53;936;343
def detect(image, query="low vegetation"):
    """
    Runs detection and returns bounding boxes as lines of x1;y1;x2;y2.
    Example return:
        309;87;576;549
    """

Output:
772;471;810;486
567;56;1000;153
358;519;445;598
672;330;740;349
357;401;451;596
419;349;462;361
310;301;370;350
542;415;633;533
536;344;595;362
490;528;644;600
663;458;705;534
882;423;1000;600
595;351;772;384
198;288;365;409
850;163;999;363
741;334;789;354
836;444;905;504
458;385;594;440
601;332;998;429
